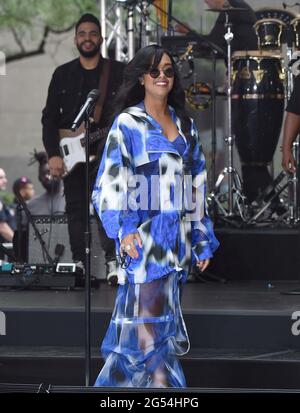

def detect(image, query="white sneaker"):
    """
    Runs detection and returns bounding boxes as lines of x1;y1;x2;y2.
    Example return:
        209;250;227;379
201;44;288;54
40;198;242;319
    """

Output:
106;260;118;286
75;260;85;274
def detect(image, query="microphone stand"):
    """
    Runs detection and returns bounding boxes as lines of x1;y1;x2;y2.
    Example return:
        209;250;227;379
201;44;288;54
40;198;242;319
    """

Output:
84;111;92;387
16;202;24;263
72;104;94;387
71;88;99;386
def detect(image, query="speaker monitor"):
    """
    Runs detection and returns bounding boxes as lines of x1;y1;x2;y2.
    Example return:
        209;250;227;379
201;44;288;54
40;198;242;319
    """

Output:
28;215;106;279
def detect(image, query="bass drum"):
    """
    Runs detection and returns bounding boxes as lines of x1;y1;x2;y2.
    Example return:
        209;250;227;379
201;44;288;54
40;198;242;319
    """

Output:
231;51;285;165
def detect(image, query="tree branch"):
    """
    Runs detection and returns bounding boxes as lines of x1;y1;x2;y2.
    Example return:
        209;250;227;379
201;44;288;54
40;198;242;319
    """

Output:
6;25;49;62
48;23;74;34
10;26;25;53
5;23;75;63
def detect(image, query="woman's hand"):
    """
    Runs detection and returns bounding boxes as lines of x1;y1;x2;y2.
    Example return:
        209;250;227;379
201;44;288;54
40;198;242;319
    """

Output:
120;232;143;259
196;259;210;273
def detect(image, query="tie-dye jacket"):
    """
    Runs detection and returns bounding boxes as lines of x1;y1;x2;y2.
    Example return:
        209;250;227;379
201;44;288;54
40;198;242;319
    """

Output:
92;102;219;284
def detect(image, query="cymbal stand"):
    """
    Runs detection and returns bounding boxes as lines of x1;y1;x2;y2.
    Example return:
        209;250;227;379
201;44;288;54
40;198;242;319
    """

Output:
138;1;152;48
208;13;247;222
287;140;299;223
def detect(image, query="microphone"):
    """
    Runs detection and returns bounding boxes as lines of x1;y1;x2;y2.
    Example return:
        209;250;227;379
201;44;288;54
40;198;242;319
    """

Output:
71;89;100;131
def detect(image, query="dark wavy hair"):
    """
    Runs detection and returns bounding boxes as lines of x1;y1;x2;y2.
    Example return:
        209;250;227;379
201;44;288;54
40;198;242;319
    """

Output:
29;149;48;167
112;45;195;162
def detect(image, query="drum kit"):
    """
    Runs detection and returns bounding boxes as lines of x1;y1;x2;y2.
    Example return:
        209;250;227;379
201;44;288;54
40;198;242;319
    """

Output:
169;6;300;227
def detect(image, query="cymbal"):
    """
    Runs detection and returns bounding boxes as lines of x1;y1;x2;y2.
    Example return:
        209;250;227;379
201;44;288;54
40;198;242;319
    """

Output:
205;6;248;12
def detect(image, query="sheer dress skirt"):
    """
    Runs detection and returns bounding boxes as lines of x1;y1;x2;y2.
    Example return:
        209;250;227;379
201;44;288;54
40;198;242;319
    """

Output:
94;271;190;388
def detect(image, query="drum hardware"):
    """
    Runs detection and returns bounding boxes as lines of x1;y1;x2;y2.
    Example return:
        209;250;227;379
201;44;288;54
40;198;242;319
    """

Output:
182;44;211;110
177;44;195;79
205;7;300;226
208;12;247;221
287;141;300;223
246;170;289;224
179;44;194;61
283;27;300;224
161;33;225;59
177;43;213;109
291;17;300;48
231;51;285;221
161;33;225;193
254;18;286;50
208;168;248;222
185;82;212;111
242;13;300;227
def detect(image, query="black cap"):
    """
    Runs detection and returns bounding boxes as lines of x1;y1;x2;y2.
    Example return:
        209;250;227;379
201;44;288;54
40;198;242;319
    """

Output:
75;13;101;33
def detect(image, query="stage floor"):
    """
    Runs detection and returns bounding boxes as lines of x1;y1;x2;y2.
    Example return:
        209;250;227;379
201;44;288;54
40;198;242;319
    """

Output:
1;279;300;389
1;279;300;315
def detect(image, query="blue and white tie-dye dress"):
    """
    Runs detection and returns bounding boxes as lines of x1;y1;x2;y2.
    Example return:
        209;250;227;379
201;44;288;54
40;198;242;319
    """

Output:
92;102;219;388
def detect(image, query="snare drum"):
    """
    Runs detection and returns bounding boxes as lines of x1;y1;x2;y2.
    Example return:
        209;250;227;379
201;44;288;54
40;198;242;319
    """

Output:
231;51;285;165
254;18;285;49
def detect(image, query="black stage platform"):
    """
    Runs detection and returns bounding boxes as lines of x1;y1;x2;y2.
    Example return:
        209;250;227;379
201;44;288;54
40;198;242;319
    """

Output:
210;227;300;280
0;225;299;390
1;279;300;390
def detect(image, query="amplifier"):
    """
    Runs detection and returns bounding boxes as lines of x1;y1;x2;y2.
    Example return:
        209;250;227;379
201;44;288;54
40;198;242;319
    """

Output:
28;215;106;279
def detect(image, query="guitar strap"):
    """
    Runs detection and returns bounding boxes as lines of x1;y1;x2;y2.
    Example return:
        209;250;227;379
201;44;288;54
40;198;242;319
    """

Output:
93;58;111;125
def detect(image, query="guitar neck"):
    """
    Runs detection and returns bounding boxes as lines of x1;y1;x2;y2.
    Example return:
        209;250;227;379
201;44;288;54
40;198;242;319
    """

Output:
81;127;109;147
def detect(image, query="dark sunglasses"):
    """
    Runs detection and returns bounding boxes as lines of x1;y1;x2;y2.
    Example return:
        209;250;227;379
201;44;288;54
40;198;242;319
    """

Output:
148;66;175;79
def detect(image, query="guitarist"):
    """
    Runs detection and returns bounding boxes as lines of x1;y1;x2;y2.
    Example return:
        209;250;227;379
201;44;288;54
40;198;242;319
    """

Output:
42;13;125;285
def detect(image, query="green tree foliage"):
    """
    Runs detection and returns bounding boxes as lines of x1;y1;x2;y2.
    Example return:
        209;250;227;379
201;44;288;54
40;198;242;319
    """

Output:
172;0;202;32
0;0;98;60
0;0;215;61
